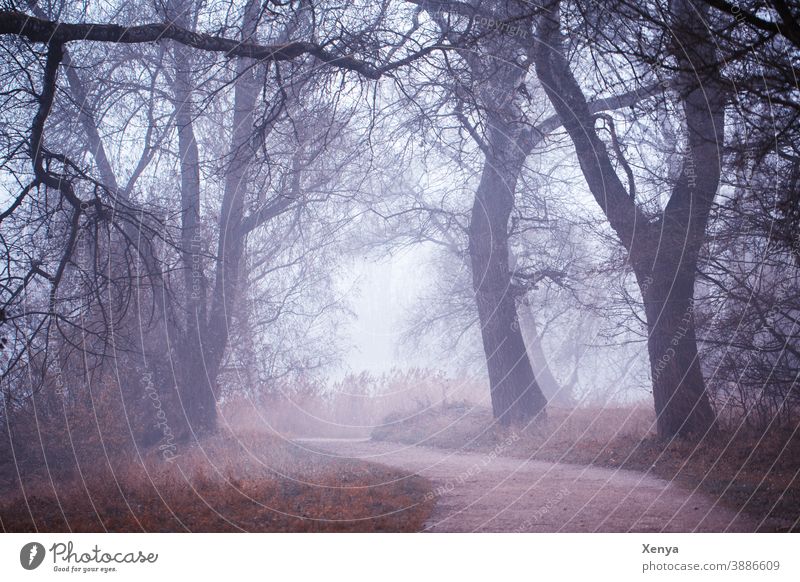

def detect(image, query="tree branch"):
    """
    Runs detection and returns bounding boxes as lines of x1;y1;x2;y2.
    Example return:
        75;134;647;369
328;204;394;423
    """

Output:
0;10;445;80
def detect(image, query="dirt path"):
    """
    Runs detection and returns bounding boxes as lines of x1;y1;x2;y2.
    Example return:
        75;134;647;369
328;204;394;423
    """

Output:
296;438;760;532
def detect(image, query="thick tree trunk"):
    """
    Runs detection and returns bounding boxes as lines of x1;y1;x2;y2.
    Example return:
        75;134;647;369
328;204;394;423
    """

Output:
640;261;714;437
171;0;263;437
204;0;262;394
174;94;217;435
639;0;722;438
533;0;722;438
166;0;216;437
425;4;547;425
470;115;547;425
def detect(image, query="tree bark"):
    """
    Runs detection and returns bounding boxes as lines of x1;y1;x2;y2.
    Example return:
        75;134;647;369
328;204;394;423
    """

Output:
166;0;216;437
204;0;262;401
533;0;722;438
642;261;714;438
470;111;547;425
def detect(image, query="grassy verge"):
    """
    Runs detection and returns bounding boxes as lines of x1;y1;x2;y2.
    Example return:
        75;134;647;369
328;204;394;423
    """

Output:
372;403;799;532
0;431;434;532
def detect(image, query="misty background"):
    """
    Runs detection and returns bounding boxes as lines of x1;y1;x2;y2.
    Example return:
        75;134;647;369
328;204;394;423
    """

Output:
0;0;798;533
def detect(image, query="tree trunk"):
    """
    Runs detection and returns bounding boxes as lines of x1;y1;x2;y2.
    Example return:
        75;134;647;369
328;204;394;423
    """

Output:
642;262;714;437
170;0;264;437
470;113;547;425
424;4;547;425
204;0;262;396
166;0;216;437
174;88;216;437
533;0;722;438
639;0;723;437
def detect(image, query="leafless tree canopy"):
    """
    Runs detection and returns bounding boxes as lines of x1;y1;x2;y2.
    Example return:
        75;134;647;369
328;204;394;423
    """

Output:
0;0;797;448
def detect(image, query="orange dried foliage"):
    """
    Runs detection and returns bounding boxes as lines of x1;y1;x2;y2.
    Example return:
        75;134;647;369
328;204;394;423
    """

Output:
0;430;434;532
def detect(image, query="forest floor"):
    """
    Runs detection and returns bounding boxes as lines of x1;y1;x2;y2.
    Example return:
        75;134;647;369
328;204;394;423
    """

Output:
0;431;434;532
367;404;798;532
3;403;795;533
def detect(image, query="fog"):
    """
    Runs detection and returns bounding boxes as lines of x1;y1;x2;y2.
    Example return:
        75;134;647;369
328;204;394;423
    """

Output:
0;0;798;534
339;246;436;376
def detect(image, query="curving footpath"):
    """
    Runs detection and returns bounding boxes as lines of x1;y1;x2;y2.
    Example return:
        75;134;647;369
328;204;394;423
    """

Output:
296;438;765;532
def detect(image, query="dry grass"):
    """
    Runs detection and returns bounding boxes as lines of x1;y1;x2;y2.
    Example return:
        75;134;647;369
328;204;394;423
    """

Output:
0;371;444;532
372;402;800;532
0;430;434;532
222;369;488;439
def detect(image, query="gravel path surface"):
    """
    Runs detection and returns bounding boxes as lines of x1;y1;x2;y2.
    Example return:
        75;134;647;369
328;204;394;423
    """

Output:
295;438;760;532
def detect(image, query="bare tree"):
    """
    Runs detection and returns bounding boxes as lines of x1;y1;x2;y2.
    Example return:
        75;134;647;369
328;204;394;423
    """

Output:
0;0;446;439
533;0;723;438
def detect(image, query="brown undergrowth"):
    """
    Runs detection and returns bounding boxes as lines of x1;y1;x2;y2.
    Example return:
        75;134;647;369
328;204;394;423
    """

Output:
0;429;434;532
